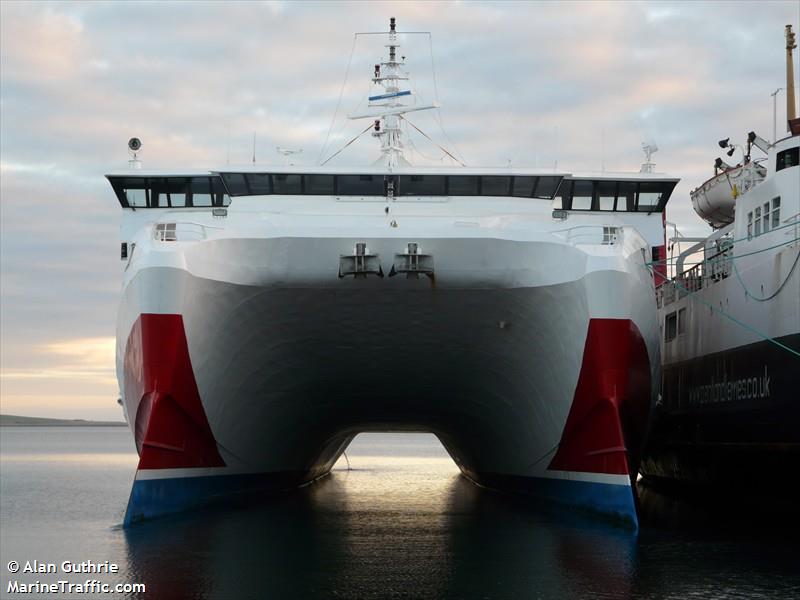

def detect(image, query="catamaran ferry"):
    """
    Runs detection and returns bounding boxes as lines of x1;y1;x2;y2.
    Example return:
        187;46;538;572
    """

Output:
110;19;677;527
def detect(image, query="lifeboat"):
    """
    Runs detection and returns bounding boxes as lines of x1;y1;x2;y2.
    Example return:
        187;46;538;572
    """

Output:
690;160;766;228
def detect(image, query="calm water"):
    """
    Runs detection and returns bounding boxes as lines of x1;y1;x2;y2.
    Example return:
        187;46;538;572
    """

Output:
1;428;798;599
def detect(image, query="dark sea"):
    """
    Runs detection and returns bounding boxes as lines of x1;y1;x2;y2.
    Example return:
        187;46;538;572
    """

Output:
1;427;798;599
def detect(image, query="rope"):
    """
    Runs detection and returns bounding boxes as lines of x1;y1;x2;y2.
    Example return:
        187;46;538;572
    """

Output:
647;234;800;268
399;115;466;166
318;34;359;165
320;123;375;166
731;245;800;301
427;32;467;165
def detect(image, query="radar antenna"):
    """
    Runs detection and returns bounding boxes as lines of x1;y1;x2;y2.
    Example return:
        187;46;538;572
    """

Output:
640;142;658;173
348;17;439;167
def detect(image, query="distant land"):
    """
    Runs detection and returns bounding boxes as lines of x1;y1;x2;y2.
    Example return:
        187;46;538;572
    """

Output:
0;414;127;427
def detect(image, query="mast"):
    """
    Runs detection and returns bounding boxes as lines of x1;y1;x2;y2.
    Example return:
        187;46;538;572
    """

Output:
349;17;438;167
786;24;797;130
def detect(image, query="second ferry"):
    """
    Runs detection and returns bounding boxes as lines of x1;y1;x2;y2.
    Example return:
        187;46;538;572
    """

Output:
110;19;678;527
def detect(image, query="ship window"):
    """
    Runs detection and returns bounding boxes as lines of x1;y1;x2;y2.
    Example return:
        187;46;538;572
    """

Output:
534;176;561;199
211;177;230;207
481;176;511;196
221;173;249;196
556;179;572;209
512;176;535;198
168;177;188;207
448;175;479;196
271;174;302;195
665;311;677;342
108;175;229;208
399;175;446;196
747;211;753;239
571;180;593;210
617;182;636;211
246;173;272;195
771;197;781;228
762;202;771;233
190;177;213;207
776;147;798;171
304;174;334;195
337;174;384;195
637;182;662;212
149;177;181;208
598;181;616;211
112;177;149;207
754;207;762;236
677;307;686;335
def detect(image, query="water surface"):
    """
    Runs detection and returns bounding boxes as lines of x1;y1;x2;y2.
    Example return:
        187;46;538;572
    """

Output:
1;428;797;599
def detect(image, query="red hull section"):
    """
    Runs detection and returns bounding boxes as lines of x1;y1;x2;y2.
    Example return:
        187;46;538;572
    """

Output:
548;319;651;476
124;314;225;469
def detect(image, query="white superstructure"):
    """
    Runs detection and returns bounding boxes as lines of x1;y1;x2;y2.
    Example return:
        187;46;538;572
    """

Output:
110;19;679;528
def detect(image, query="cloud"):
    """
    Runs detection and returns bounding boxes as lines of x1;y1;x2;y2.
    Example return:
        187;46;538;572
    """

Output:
1;0;798;418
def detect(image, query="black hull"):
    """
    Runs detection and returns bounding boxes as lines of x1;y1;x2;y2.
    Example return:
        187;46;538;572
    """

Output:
641;334;800;490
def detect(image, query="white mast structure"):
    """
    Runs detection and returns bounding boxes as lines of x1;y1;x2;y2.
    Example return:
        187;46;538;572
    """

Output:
349;17;438;167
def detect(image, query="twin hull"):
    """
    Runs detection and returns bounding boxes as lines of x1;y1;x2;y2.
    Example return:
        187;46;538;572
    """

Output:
118;233;660;527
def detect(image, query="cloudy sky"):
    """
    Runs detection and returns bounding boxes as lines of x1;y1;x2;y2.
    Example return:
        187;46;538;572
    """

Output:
1;0;798;420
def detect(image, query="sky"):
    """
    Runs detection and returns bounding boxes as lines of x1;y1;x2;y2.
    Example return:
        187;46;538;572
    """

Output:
1;0;798;420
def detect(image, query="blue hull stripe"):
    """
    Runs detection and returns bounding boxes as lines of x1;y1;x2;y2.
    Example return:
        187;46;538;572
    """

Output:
124;470;637;528
123;471;309;527
522;477;638;528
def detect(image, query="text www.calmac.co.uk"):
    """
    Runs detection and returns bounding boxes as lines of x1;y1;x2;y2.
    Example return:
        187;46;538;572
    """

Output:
6;580;146;595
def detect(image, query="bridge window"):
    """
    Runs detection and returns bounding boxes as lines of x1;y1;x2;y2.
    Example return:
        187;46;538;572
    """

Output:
272;174;302;195
109;176;230;208
448;175;479;196
535;176;561;199
637;182;663;212
617;182;636;211
481;176;511;196
512;176;535;198
399;175;446;196
304;174;335;195
337;174;385;196
554;179;571;209
221;173;248;196
747;211;753;239
754;207;762;236
190;177;213;206
247;173;272;195
571;180;593;210
598;181;616;211
215;172;564;200
776;147;798;171
115;177;148;207
150;177;188;208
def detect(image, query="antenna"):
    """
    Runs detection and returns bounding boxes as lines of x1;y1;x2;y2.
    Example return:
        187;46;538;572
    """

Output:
252;132;256;165
226;122;231;166
640;142;658;173
346;17;439;167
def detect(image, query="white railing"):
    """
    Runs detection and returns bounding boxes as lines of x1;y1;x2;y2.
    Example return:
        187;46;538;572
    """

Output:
153;221;223;242
552;225;623;246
